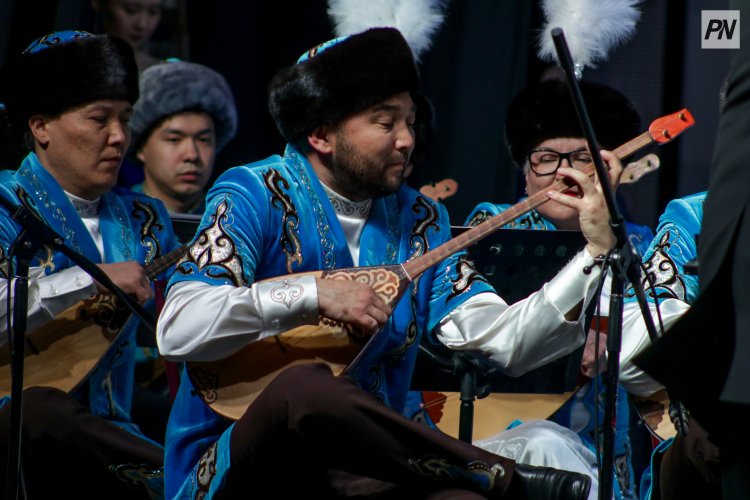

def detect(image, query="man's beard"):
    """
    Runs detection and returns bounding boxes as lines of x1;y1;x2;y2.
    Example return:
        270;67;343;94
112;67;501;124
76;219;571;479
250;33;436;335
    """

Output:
328;131;405;201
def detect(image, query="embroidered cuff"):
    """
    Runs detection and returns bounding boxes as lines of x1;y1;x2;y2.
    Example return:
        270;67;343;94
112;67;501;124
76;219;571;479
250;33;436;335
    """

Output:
38;266;98;318
544;250;601;318
256;275;318;337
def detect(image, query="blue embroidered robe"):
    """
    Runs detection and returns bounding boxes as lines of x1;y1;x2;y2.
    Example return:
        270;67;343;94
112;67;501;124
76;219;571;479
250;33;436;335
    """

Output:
464;201;655;500
624;192;705;500
0;152;180;436
164;145;494;498
466;202;654;254
131;182;207;216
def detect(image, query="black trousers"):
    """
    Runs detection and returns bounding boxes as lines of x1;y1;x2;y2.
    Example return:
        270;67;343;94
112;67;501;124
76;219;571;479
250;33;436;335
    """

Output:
214;363;516;499
0;387;163;500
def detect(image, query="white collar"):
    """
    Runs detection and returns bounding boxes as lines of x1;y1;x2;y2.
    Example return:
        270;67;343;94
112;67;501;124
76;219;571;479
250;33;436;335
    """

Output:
321;183;372;219
65;190;100;218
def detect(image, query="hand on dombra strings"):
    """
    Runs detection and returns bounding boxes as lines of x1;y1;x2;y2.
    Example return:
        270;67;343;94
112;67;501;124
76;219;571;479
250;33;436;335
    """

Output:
316;278;392;335
602;150;625;193
547;150;619;258
96;261;154;304
581;328;607;378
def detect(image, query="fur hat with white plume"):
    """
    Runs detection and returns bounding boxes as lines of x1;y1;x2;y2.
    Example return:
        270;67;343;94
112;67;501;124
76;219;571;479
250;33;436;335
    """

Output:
267;1;447;145
536;0;642;78
328;0;446;167
328;0;448;62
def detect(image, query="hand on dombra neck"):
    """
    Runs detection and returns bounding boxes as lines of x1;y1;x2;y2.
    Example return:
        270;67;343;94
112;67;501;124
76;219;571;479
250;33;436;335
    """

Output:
315;278;391;336
547;151;620;258
96;261;153;304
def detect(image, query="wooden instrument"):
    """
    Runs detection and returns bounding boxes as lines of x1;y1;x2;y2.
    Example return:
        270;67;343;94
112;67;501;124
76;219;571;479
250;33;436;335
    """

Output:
426;388;679;444
416;152;654;206
187;109;695;420
633;389;678;442
0;244;186;398
423;391;576;441
621;153;660;184
420;316;605;440
409;155;661;441
419;178;458;201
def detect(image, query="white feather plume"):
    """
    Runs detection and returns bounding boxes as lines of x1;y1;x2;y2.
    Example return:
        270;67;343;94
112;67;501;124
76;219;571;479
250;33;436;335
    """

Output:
537;0;642;75
327;0;448;61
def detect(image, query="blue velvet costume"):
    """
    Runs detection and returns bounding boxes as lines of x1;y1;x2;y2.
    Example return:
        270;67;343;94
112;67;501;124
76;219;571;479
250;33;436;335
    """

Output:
626;192;705;500
463;202;655;500
164;145;496;498
131;182;207;215
0;153;180;435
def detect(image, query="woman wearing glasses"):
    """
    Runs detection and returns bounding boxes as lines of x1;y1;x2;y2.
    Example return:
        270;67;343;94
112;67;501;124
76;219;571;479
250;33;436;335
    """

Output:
467;78;650;243
464;78;653;500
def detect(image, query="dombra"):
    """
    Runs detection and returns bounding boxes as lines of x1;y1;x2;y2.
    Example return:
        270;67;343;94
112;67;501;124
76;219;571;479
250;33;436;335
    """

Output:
418;386;678;442
0;244;187;398
633;389;678;441
186;109;695;420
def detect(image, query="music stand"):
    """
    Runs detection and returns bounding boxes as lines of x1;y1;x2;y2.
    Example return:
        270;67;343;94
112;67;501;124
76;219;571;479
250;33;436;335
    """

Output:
412;227;588;441
169;212;202;243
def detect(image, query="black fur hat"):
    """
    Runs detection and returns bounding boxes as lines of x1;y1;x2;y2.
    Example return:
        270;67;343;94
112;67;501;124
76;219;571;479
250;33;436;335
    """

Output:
268;27;420;144
0;31;138;130
505;79;641;167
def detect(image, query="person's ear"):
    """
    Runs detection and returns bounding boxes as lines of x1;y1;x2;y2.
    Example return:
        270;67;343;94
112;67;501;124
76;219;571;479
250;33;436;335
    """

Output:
136;148;146;164
306;126;334;155
28;115;51;147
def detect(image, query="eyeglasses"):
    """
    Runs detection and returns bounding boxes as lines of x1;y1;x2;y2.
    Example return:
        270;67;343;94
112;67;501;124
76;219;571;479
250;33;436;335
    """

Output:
527;148;592;176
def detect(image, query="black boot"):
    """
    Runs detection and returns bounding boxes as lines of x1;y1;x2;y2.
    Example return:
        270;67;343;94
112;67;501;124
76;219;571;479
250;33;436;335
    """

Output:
505;463;591;500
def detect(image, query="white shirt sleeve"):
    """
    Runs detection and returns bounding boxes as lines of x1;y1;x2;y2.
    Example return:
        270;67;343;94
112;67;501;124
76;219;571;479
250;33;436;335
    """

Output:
0;206;102;342
619;297;690;397
0;266;98;341
436;250;602;376
157;276;319;362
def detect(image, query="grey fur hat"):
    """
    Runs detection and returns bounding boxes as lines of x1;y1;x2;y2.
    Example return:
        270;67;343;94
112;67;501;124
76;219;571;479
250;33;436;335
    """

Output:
130;60;238;152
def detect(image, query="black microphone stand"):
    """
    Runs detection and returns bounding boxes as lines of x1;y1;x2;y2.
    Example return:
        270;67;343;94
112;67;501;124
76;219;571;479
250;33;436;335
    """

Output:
550;28;661;500
416;344;493;442
1;193;156;500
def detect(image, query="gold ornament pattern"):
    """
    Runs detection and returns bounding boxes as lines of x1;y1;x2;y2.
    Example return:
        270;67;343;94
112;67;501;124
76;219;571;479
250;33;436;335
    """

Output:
265;169;303;273
325;268;401;305
75;294;132;341
131;199;163;264
178;200;244;286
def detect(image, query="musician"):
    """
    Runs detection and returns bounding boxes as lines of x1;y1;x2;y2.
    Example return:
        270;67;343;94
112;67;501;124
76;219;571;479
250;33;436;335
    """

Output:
616;192;721;499
466;79;652;248
465;79;652;499
157;27;617;499
125;59;238;442
0;31;180;498
639;0;750;495
129;60;238;215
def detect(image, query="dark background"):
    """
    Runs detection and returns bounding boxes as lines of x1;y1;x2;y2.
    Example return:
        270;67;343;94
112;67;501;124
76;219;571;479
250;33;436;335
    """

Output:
0;0;730;227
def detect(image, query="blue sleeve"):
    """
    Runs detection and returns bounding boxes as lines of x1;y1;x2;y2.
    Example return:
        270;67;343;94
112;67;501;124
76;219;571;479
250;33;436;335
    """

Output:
168;167;270;290
626;194;704;305
464;202;505;227
426;202;495;334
